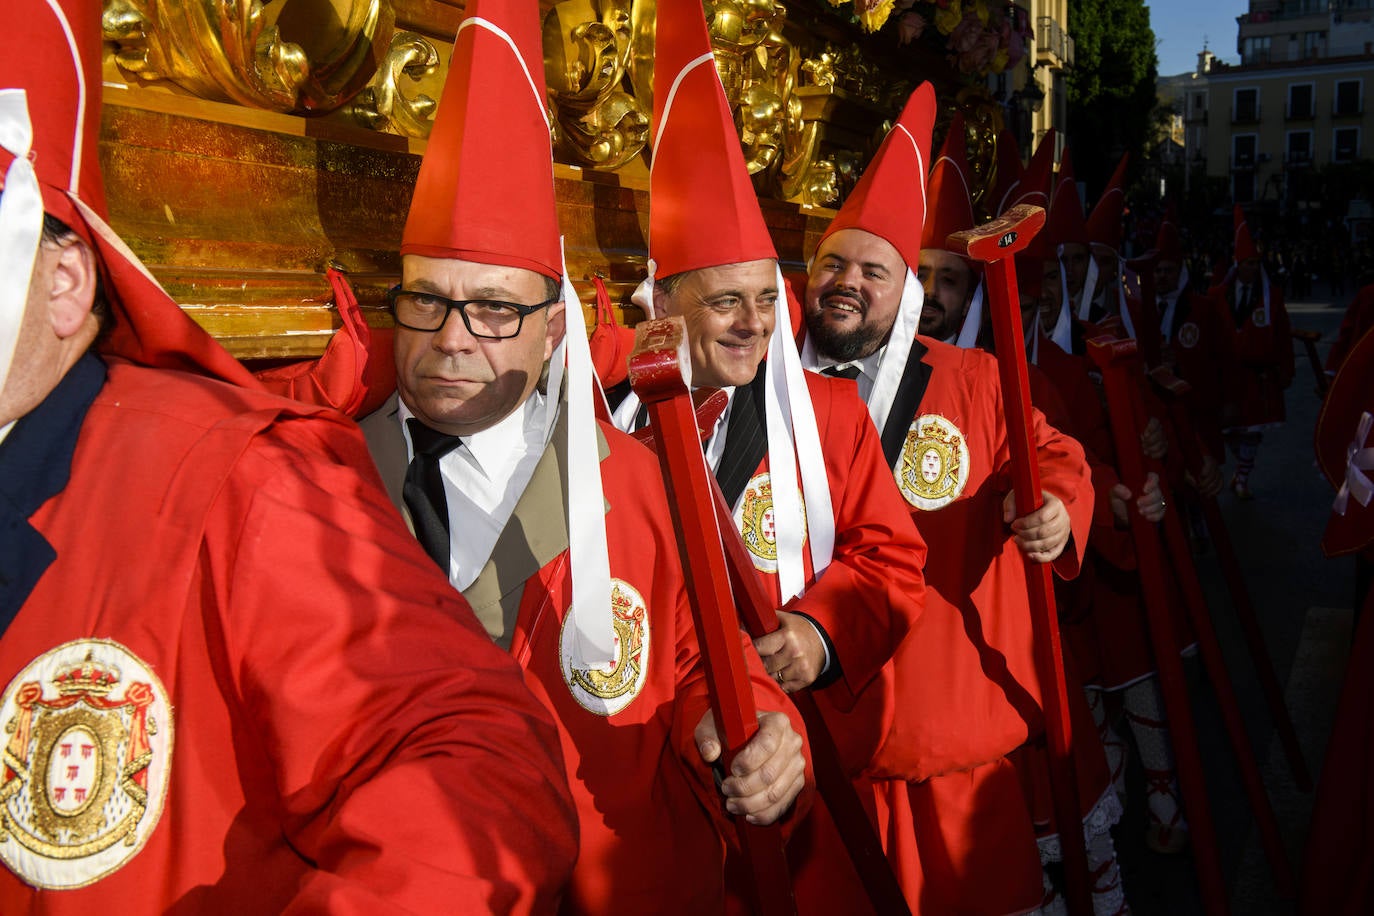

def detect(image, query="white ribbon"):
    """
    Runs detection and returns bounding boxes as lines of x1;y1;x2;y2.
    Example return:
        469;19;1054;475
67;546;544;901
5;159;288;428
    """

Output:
1118;263;1136;339
765;261;835;601
1334;411;1374;517
630;257;658;318
955;281;985;349
1045;260;1074;354
1072;248;1100;322
0;90;43;405
559;239;615;666
866;266;922;432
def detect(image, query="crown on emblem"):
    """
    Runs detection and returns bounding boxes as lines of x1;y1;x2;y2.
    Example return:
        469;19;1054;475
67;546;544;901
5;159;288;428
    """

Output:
610;584;634;615
53;653;121;697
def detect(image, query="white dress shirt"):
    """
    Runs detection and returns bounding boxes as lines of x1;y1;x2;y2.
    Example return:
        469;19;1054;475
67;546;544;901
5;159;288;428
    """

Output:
612;385;738;474
399;392;552;591
800;341;884;402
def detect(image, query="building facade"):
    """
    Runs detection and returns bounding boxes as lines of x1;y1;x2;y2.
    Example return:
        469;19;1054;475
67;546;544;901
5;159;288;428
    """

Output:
1210;1;1373;214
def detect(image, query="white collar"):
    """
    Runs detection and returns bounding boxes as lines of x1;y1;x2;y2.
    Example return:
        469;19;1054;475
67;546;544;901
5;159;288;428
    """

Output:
801;338;884;382
398;389;549;475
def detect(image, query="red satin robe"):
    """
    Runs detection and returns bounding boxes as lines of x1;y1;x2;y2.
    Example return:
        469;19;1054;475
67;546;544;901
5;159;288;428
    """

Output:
719;371;927;915
0;360;578;914
497;423;803;915
1211;280;1295;431
860;338;1094;915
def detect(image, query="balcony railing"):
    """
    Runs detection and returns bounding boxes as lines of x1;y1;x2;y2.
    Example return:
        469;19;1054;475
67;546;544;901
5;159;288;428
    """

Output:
1333;101;1365;117
1036;16;1072;69
1285;150;1313;167
1232;105;1261;124
1286;102;1315;120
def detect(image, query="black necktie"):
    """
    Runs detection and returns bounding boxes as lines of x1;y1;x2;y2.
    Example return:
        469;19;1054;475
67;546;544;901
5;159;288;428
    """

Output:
403;418;464;574
822;364;862;380
1237;284;1252;323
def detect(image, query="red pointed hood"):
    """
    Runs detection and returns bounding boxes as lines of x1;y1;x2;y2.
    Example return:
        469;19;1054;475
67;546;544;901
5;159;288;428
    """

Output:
920;111;976;254
1002;128;1056;214
647;0;775;276
1232;204;1259;263
990;129;1024;217
1045;148;1087;247
401;0;561;280
820;83;936;272
1086;154;1129;251
0;0;255;386
1154;200;1184;264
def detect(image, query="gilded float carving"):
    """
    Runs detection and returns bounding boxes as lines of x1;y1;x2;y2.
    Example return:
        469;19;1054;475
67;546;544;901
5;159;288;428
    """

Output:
348;30;440;138
543;0;650;170
101;0;393;114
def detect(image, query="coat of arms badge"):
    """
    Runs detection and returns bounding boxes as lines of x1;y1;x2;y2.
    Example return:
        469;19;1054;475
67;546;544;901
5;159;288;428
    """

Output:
1178;321;1201;349
0;639;172;889
561;579;650;716
733;473;808;573
897;414;971;511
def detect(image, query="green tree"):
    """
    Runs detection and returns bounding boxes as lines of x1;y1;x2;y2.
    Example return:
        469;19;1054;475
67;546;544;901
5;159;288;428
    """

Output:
1065;0;1159;199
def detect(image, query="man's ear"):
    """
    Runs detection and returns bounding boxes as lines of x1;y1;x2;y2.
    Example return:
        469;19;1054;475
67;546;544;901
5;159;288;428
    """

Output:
652;286;674;318
543;299;567;362
46;238;98;339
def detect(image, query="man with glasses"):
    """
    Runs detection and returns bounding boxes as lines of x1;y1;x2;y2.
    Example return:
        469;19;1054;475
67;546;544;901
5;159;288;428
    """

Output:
358;0;807;909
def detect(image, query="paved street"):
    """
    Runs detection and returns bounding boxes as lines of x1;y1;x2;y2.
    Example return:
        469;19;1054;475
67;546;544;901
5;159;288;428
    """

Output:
1112;285;1357;915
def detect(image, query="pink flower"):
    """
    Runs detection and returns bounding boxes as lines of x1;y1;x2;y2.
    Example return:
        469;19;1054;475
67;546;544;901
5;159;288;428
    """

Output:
897;11;927;44
948;12;983;53
1004;28;1026;68
957;26;1000;73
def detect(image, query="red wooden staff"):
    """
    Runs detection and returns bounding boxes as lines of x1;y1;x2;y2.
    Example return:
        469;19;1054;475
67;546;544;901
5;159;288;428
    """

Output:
1140;373;1296;897
947;204;1092;916
1149;367;1311;795
1088;337;1229;915
1126;253;1312;793
627;318;795;916
626;331;912;914
706;481;912;914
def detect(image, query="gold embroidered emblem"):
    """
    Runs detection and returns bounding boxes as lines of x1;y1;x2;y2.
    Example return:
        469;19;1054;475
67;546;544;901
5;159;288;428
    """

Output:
0;640;173;889
1178;322;1201;349
560;579;650;716
1251;306;1268;328
897;414;971;511
733;473;808;574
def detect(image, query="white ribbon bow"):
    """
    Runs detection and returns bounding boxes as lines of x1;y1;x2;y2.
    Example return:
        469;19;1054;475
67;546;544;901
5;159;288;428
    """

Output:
1334;411;1374;516
0;90;44;405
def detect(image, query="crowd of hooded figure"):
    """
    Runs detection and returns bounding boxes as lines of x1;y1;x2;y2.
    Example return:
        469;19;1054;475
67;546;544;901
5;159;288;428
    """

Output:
4;0;1370;914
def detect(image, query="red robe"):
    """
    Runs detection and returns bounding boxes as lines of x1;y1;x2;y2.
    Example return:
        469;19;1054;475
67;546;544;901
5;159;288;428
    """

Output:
1211;279;1295;431
498;426;801;915
858;338;1094;914
1126;288;1231;459
1326;282;1374;375
0;359;578;913
359;404;805;915
713;369;927;914
1035;337;1177;689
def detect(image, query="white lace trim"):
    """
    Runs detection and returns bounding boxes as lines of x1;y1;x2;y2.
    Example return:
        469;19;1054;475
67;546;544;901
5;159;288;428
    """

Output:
1036;785;1126;863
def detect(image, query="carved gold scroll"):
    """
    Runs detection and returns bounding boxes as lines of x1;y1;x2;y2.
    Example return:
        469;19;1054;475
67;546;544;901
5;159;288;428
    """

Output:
93;0;959;357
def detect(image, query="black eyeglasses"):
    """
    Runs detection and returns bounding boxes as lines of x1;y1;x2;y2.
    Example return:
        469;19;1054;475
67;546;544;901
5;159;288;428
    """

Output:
387;287;559;339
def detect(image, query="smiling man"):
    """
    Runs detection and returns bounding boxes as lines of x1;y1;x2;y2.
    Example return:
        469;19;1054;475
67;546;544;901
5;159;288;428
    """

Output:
800;88;1120;915
607;2;926;909
355;0;807;910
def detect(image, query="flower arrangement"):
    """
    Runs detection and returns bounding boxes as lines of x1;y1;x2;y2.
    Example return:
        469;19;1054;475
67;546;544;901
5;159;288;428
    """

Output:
825;0;1032;77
